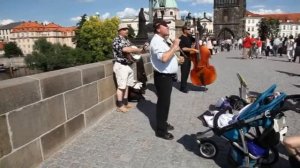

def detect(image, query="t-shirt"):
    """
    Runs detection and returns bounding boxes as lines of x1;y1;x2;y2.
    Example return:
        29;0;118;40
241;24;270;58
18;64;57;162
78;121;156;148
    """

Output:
243;36;252;48
257;40;262;47
179;35;195;57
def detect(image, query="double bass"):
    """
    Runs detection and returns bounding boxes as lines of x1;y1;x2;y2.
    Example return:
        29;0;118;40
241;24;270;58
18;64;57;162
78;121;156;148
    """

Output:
190;32;217;87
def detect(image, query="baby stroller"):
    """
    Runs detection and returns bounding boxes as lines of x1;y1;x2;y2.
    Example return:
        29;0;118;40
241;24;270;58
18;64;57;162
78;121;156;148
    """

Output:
196;84;290;168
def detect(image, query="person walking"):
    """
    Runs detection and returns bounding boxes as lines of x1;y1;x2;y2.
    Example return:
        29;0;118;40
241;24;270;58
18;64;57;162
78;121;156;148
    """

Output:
293;34;300;63
273;36;281;56
242;32;252;59
265;37;272;58
286;35;295;62
257;37;262;57
112;23;145;113
179;26;198;93
150;19;184;140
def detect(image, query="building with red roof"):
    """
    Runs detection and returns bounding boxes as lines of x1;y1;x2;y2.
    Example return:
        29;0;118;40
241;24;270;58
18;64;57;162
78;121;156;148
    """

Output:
245;11;300;38
10;21;76;55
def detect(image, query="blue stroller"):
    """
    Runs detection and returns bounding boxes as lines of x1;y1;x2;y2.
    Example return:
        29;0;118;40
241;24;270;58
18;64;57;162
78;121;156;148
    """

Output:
196;84;292;167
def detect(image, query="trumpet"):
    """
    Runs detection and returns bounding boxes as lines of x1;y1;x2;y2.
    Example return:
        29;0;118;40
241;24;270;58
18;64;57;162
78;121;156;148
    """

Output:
167;38;188;59
165;38;186;65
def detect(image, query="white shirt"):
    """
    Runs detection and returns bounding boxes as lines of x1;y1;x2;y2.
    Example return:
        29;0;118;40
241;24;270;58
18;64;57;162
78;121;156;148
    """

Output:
150;34;178;74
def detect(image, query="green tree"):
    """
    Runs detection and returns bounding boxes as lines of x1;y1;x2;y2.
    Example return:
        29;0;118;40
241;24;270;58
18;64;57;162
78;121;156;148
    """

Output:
25;38;94;71
74;14;88;49
77;15;120;61
258;18;280;40
25;38;74;71
4;42;23;58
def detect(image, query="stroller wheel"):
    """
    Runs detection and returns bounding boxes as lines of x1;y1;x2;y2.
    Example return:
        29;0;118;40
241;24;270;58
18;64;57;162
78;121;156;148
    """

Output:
199;140;218;159
259;147;279;166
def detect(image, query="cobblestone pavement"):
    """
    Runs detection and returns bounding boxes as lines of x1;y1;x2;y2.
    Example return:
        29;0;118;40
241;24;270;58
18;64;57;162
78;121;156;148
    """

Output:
41;50;300;168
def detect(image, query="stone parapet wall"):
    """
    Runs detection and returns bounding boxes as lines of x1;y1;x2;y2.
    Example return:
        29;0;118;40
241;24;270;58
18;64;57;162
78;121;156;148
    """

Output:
0;54;153;168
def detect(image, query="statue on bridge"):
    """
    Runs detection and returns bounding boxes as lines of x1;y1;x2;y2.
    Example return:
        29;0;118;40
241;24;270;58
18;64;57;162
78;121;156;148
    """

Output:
137;8;147;38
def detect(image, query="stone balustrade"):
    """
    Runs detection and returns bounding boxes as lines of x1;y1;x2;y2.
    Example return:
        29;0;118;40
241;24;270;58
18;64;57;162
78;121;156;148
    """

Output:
0;54;153;168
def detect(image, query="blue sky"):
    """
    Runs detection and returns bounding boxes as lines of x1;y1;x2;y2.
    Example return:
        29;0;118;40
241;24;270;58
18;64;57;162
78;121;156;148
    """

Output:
0;0;300;26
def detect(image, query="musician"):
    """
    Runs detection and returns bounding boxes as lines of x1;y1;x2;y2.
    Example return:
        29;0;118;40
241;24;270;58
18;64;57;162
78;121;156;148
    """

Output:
112;23;144;113
179;26;199;93
150;19;184;140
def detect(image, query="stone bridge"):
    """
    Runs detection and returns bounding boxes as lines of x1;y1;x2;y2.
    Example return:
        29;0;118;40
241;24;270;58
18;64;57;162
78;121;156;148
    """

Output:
1;50;300;167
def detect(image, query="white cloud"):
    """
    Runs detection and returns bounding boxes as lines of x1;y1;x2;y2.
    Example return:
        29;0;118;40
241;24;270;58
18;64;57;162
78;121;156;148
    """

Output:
250;9;284;14
101;12;110;19
43;20;50;25
70;16;82;22
180;10;189;17
178;0;213;5
0;19;14;25
116;8;139;18
251;5;265;9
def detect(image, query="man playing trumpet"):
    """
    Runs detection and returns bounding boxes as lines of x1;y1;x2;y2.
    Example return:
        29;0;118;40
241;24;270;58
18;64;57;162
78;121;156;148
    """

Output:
150;19;184;140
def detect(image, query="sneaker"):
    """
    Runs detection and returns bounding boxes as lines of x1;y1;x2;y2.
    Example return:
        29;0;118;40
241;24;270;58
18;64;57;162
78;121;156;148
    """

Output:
116;106;129;113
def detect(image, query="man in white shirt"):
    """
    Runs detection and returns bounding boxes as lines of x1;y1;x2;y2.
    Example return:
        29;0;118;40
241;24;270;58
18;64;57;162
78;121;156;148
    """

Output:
150;19;184;140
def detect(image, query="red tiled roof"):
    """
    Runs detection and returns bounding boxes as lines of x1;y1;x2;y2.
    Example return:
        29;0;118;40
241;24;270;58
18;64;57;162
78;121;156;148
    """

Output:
246;10;300;23
11;21;75;33
246;11;262;17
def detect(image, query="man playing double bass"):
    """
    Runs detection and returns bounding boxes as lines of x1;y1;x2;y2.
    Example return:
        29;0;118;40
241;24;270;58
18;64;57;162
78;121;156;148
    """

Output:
179;26;199;93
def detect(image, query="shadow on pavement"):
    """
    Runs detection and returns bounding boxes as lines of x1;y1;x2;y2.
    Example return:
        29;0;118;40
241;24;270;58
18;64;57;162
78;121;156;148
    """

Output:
146;83;157;95
294;84;300;88
136;99;156;132
172;82;208;92
269;59;291;63
177;134;229;168
226;57;244;59
276;70;300;77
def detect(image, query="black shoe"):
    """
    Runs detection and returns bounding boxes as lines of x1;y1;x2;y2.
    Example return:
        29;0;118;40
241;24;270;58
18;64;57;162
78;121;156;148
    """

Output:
289;156;300;168
180;87;188;93
167;123;174;131
155;132;174;140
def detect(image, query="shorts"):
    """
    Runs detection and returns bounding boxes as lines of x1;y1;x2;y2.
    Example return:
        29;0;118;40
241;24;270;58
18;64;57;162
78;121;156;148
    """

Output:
113;62;135;89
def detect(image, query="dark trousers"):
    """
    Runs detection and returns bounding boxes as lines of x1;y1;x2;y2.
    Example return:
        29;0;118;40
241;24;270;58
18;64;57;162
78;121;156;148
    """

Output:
180;59;191;89
154;71;173;133
293;46;300;63
265;46;270;56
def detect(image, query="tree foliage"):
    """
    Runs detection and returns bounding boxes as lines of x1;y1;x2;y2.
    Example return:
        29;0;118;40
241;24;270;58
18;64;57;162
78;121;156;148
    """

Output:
258;18;280;41
76;15;120;61
74;14;88;50
25;38;92;71
4;42;23;58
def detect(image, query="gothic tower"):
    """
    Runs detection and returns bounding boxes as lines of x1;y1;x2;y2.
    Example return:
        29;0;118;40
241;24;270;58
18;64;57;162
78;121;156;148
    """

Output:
213;0;246;39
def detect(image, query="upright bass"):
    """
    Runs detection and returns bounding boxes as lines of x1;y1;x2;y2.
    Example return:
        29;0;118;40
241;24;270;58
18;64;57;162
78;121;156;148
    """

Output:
190;31;217;87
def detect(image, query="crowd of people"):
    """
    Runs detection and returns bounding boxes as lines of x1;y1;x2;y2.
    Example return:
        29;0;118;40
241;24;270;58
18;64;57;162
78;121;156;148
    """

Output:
241;32;300;62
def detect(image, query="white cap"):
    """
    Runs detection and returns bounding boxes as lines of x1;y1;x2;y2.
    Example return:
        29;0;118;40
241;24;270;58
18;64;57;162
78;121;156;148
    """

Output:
118;23;128;31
